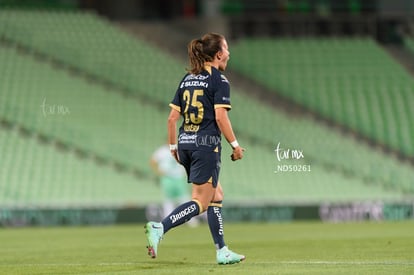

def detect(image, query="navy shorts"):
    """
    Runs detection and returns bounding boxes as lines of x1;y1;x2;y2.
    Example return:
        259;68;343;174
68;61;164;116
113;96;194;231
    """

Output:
178;149;221;188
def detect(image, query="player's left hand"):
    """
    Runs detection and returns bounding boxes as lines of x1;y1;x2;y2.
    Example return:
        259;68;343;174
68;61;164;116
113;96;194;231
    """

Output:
231;146;245;161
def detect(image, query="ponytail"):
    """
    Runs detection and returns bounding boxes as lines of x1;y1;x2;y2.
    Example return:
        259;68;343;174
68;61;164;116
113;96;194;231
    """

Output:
187;33;224;75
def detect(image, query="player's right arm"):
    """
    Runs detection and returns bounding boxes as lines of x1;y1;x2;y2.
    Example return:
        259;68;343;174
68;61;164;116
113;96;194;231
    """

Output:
167;107;181;162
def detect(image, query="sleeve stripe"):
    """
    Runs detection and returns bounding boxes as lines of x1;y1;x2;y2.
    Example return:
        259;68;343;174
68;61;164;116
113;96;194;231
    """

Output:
214;104;231;110
169;103;181;112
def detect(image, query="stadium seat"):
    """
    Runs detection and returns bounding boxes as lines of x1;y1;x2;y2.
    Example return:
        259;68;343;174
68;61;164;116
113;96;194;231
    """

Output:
0;10;412;207
229;38;414;157
0;127;159;207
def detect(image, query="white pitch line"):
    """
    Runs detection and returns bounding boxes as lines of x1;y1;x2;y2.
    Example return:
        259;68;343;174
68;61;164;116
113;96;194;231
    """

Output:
0;263;135;267
1;261;414;267
280;261;414;266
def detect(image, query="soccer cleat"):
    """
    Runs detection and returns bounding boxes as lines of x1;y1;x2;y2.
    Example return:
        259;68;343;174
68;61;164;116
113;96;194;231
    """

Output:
216;246;245;265
144;222;164;258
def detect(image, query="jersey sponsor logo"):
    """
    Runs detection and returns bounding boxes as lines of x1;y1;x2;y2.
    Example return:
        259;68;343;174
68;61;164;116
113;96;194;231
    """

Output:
220;74;229;83
181;74;209;88
170;204;197;224
221;96;230;103
180;80;208;89
184;74;210;81
179;133;197;144
183;124;200;132
179;133;221;147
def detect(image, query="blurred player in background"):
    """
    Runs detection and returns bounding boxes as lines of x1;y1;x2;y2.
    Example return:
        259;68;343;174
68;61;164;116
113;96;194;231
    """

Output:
145;32;245;265
150;143;199;227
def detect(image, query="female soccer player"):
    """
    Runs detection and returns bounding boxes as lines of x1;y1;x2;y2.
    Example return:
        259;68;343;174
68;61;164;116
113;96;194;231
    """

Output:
145;32;245;265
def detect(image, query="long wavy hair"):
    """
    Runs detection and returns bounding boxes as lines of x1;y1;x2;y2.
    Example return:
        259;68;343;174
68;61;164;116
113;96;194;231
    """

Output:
187;33;224;75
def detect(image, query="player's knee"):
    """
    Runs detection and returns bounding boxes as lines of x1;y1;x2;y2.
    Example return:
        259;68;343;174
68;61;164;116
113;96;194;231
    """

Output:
194;199;210;213
191;196;211;213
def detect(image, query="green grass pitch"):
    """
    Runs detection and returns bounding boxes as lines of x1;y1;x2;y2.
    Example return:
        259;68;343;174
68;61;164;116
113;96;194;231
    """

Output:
1;221;414;274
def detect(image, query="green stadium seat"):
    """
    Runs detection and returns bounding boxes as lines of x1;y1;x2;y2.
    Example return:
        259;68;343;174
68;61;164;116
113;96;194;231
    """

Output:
0;10;412;208
229;37;414;158
0;127;159;207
